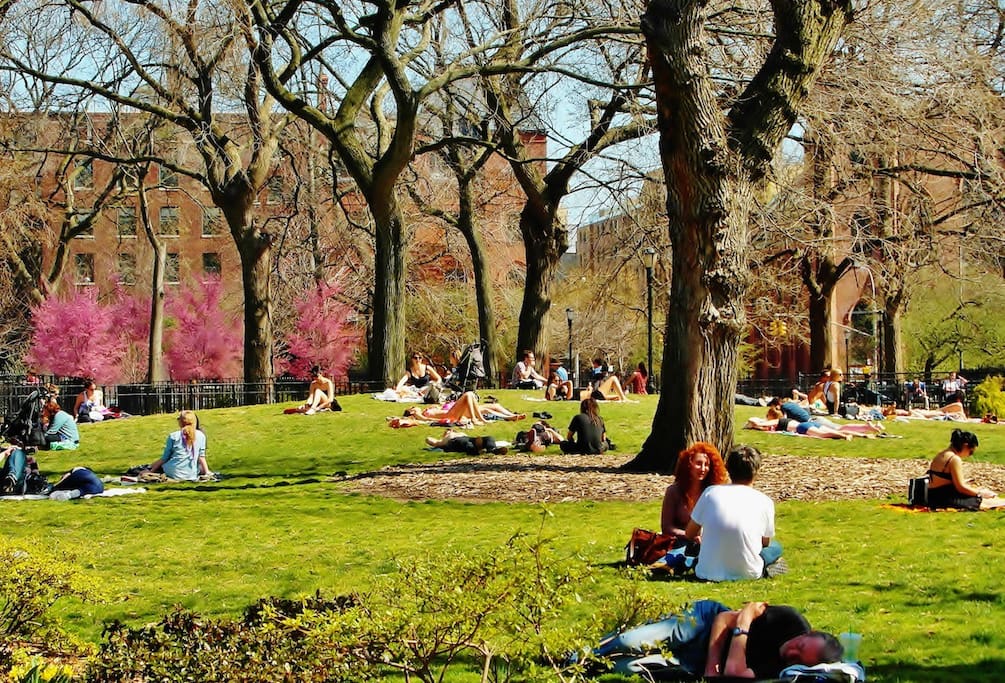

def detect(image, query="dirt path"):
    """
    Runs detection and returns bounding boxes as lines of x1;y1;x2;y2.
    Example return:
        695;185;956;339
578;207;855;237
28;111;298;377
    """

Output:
336;453;1005;504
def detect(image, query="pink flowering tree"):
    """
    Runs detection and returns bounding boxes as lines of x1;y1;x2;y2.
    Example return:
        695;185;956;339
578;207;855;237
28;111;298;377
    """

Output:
164;276;243;380
107;280;152;383
277;280;361;380
25;286;130;383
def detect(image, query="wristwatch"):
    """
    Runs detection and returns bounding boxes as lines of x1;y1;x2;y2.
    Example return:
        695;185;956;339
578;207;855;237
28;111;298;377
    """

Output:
732;627;749;637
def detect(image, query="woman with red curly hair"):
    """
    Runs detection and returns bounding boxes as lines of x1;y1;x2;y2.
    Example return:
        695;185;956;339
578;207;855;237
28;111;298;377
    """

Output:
661;442;728;538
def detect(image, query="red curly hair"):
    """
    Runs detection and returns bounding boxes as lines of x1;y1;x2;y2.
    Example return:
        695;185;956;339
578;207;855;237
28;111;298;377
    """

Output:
673;442;729;511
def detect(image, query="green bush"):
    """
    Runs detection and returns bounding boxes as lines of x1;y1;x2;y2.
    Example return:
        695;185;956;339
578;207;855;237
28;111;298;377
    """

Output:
0;541;96;677
87;529;597;682
970;376;1005;419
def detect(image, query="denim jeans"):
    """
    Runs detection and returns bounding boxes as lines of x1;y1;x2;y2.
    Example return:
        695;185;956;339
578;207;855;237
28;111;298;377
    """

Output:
761;540;783;568
594;599;730;675
2;448;27;487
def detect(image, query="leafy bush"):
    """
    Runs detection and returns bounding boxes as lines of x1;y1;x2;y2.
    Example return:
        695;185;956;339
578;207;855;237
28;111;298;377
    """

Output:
88;530;596;682
0;542;96;679
970;376;1005;419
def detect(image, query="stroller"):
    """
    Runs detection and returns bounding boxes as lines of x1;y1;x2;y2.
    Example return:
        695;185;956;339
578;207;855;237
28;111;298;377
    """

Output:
447;341;487;395
1;388;50;450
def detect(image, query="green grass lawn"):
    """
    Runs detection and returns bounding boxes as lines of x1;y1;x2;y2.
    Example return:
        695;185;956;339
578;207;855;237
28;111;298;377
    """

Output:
6;392;1005;681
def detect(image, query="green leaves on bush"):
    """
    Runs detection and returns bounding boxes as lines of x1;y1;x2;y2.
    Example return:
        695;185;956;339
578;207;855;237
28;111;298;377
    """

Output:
970;376;1005;420
87;530;594;682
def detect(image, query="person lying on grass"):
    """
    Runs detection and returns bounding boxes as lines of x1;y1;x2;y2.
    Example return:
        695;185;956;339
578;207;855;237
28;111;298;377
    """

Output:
586;599;842;679
425;429;509;455
925;428;1005;510
392;392;525;427
744;416;884;440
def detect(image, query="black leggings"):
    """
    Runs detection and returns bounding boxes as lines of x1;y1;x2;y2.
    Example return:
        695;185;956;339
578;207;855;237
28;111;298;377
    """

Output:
927;485;981;511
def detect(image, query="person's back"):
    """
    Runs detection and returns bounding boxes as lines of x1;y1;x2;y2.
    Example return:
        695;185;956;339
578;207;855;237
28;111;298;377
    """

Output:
691;484;775;581
161;428;207;481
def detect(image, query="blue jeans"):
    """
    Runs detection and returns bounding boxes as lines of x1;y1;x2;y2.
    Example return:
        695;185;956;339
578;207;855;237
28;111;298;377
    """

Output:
761;540;783;568
594;599;730;675
2;448;27;485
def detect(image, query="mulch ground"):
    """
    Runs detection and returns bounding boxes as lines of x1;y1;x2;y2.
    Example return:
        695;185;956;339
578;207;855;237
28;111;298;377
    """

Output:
335;452;1005;504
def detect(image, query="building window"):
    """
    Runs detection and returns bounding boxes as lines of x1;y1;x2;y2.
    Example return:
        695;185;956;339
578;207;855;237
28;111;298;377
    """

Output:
74;253;95;285
159;206;179;236
118;207;137;237
202;207;223;236
160;164;179;188
73;159;94;189
202;252;221;275
165;253;180;284
266;176;284;204
117;253;137;285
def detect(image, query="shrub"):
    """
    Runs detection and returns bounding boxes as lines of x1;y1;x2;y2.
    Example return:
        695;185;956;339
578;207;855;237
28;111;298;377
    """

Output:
970;376;1005;419
0;542;96;680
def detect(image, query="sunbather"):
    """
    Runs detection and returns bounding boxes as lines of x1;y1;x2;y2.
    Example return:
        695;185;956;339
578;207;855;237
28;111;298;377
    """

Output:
397;392;524;427
744;416;882;439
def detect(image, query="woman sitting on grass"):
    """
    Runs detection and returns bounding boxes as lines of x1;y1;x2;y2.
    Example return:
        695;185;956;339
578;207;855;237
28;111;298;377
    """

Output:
146;410;209;481
926;429;1003;510
661;442;729;538
561;397;608;454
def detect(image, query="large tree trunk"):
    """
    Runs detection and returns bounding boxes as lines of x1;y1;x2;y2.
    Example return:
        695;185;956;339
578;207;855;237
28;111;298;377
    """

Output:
807;287;832;372
138;183;167;383
883;297;904;375
368;194;407;387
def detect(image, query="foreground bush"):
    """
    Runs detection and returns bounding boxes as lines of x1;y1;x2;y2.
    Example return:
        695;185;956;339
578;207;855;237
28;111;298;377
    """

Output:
0;542;96;681
87;531;596;682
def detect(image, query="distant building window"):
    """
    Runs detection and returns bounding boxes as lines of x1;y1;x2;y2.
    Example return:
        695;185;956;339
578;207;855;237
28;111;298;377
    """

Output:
118;207;137;237
159;206;179;236
117;253;137;285
267;176;284;204
202;252;221;275
160;165;179;188
202;207;223;236
165;253;180;284
74;253;95;285
74;159;94;189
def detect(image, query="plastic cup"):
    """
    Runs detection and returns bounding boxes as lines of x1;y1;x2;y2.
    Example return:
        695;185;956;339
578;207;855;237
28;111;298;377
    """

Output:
838;632;863;662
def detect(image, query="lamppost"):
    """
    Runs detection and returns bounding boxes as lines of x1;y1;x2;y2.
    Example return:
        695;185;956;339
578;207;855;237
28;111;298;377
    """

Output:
642;247;657;393
565;307;575;387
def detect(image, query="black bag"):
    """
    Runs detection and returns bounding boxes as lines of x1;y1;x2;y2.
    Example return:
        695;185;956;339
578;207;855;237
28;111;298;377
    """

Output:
908;475;929;506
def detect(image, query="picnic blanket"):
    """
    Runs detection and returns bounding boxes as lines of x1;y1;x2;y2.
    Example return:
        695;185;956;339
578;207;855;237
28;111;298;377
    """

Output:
0;487;148;502
372;388;424;402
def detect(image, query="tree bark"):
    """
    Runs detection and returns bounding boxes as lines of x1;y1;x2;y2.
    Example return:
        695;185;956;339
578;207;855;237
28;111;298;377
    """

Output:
625;0;853;472
456;180;496;382
137;180;167;383
882;296;904;375
367;193;407;387
515;200;567;358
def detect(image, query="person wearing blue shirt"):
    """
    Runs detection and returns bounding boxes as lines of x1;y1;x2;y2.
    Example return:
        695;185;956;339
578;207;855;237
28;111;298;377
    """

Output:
146;410;209;481
42;399;80;450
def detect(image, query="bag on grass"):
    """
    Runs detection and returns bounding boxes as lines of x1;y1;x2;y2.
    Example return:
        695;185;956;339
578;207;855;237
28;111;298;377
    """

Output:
908;475;929;506
625;528;677;566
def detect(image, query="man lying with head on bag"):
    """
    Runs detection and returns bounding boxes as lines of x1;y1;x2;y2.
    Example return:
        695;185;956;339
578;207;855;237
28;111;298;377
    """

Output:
581;599;843;680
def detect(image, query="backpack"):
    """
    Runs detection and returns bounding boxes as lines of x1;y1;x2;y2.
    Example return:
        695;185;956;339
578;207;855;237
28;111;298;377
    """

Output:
624;528;678;566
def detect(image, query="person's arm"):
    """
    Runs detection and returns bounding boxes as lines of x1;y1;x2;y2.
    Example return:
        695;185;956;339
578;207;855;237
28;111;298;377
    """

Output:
660;485;687;537
324;378;335;402
722;602;769;678
427;365;442;383
73;393;85;418
395;373;409;391
704;610;740;678
947;455;988;497
684;519;702;541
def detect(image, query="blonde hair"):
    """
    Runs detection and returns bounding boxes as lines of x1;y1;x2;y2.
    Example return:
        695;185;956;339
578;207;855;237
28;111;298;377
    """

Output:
178;410;198;452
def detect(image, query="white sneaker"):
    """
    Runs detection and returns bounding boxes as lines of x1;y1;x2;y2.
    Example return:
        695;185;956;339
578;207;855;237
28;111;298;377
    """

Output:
305;408;316;415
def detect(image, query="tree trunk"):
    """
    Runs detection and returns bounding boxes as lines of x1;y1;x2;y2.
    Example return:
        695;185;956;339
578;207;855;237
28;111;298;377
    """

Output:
515;203;566;359
368;194;407;387
456;184;496;382
807;287;832;372
883;298;904;375
138;183;167;383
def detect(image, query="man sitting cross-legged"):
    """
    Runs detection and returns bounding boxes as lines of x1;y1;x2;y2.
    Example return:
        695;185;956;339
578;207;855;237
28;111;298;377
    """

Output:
588;599;842;679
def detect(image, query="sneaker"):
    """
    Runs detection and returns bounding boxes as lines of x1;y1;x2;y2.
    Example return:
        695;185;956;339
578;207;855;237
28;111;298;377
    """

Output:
305;408;316;415
0;474;17;495
765;556;789;578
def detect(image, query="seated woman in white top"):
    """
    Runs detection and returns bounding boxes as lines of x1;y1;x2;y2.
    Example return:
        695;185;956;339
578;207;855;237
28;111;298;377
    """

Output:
146;410;210;481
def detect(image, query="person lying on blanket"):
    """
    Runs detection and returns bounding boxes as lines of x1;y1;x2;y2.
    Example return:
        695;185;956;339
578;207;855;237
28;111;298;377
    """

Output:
395;392;525;427
744;416;883;440
586;599;843;679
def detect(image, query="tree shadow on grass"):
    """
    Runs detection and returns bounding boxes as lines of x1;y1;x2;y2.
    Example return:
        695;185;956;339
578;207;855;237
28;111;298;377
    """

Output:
868;659;1005;683
339;458;640;483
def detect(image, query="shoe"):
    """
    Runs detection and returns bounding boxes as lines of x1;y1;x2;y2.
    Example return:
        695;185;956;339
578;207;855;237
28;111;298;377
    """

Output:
305;408;316;415
492;446;509;455
0;474;16;495
764;556;789;578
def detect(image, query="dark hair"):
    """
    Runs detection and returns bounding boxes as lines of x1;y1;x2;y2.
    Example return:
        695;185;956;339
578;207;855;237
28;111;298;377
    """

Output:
637;362;648;376
808;631;844;664
580;397;602;427
310;365;321;375
592;357;604;366
767;397;781;407
950;429;979;452
725;445;762;483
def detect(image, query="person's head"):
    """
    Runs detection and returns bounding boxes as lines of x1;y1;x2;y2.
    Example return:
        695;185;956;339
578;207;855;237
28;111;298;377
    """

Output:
949;371;957;380
592;357;603;368
82;377;96;390
521;350;535;364
725;445;762;485
674;442;728;503
310;365;322;378
949;428;979;456
779;631;843;667
580;397;601;426
638;361;647;375
829;369;843;381
403;406;421;418
43;397;61;418
177;410;198;446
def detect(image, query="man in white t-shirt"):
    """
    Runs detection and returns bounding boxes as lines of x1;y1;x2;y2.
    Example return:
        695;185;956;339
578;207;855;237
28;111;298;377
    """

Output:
686;445;782;581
